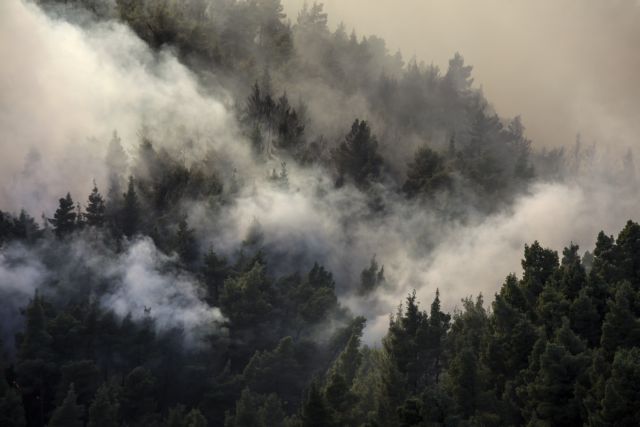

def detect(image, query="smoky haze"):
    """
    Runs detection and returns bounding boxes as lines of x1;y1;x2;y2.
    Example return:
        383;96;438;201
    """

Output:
283;0;640;151
1;0;639;347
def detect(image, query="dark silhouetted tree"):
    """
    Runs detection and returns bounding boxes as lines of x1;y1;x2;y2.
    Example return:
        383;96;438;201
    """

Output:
121;176;140;238
403;146;451;198
49;193;76;238
333;119;383;188
85;183;106;227
48;384;83;427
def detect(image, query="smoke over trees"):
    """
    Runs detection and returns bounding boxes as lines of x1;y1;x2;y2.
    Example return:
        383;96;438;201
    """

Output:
1;0;640;425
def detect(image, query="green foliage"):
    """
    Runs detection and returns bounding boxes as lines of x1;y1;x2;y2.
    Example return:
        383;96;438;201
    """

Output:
0;353;25;427
49;193;76;238
403;146;451;198
120;367;159;426
221;262;273;328
85;183;106;227
333;119;384;188
0;210;41;244
359;256;385;295
88;384;119;427
598;348;640;425
5;2;640;424
121;176;140;238
600;282;640;355
521;241;559;302
174;218;198;264
301;381;335;427
225;388;286;427
48;384;83;427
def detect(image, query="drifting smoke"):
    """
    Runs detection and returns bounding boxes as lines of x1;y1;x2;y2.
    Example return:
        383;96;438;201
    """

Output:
283;0;640;152
103;237;226;343
0;0;248;215
195;164;640;343
1;0;640;346
0;233;225;350
0;243;48;350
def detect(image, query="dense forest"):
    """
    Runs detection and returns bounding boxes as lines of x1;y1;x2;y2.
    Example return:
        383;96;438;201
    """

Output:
1;0;640;426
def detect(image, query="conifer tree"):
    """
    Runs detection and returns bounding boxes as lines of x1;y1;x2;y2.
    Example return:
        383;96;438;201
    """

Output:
88;384;119;427
598;348;640;425
333;119;383;188
601;282;640;355
121;176;140;238
85;182;106;227
174;219;197;264
403;146;451;198
49;193;76;238
185;408;207;427
301;381;334;427
48;384;83;427
0;350;26;427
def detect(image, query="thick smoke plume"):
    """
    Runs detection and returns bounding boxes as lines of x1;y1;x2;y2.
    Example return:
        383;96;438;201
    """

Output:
1;0;640;346
0;0;248;215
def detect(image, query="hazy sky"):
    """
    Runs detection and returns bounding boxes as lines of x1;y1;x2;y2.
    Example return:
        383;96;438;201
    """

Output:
283;0;640;151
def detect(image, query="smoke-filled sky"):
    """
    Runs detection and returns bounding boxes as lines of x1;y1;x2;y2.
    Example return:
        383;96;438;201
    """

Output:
284;0;640;151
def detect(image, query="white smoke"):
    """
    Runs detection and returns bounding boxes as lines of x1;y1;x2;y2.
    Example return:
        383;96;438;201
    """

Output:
103;237;226;344
2;0;640;347
0;0;249;215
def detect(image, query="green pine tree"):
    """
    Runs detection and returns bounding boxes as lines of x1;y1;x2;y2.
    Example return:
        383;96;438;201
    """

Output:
85;182;106;227
121;176;140;238
48;384;83;427
48;193;76;238
88;384;119;427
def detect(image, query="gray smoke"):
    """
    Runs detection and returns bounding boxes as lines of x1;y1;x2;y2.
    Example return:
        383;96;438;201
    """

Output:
2;0;640;345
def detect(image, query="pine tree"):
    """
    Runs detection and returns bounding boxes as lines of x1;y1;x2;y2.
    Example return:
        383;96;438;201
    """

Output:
601;282;640;356
88;384;119;427
383;291;429;392
444;346;494;421
569;289;601;347
520;241;559;302
0;387;25;427
75;202;85;229
48;193;76;238
332;119;383;188
121;176;140;238
559;243;587;300
333;333;363;385
598;348;640;425
120;367;158;426
48;384;83;427
524;319;590;425
167;404;187;427
225;389;261;427
202;249;228;306
258;394;285;427
301;381;334;427
106;131;127;200
324;369;354;424
174;219;197;264
185;408;207;427
16;293;56;427
0;351;26;427
18;293;52;361
85;182;106;227
427;289;451;384
358;256;385;295
403;146;451;198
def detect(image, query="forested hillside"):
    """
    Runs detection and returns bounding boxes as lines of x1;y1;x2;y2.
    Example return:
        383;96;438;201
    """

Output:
1;0;640;426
